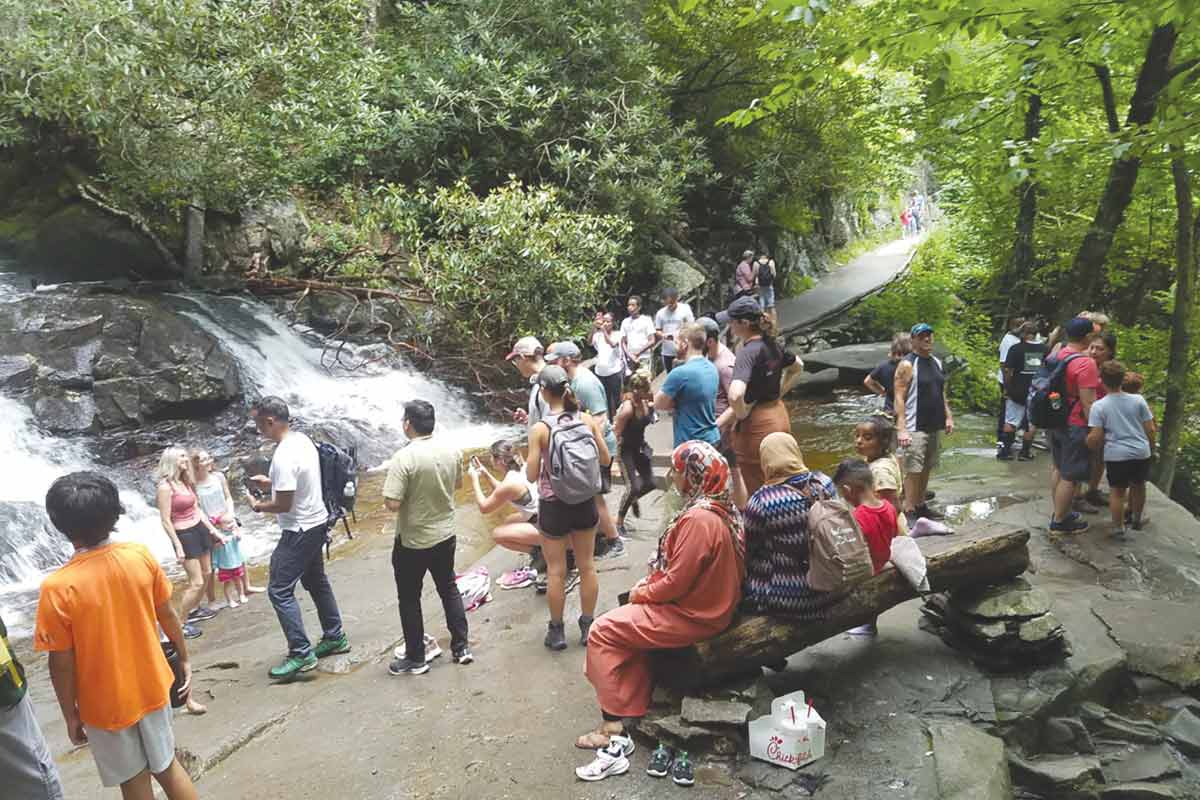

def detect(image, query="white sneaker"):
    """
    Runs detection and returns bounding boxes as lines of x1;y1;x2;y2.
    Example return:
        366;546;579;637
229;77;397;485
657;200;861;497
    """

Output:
575;742;630;782
393;634;442;663
607;734;636;758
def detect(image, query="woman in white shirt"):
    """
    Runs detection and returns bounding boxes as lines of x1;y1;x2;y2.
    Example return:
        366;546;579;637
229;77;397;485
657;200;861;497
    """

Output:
591;311;624;419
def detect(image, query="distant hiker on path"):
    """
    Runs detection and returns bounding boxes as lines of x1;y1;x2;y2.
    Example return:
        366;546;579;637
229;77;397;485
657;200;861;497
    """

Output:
893;323;951;524
384;400;472;675
734;249;757;299
248;397;350;681
754;252;778;322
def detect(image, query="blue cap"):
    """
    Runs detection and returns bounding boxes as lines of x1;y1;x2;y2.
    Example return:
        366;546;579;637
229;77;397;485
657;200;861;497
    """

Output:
1064;317;1093;339
911;323;934;336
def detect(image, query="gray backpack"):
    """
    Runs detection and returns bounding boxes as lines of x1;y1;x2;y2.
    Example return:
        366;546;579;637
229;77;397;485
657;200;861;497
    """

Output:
801;479;873;593
544;412;602;504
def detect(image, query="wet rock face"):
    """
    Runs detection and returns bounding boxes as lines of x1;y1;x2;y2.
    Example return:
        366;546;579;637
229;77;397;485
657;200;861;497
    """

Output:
203;198;310;274
0;293;242;432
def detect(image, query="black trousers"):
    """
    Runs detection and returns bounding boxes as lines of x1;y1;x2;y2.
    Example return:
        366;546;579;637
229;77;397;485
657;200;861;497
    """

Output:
598;371;623;420
391;536;468;661
996;383;1006;441
618;447;655;520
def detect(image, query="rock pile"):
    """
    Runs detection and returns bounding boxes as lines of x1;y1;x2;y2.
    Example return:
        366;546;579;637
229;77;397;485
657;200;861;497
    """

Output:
921;578;1068;670
634;675;771;758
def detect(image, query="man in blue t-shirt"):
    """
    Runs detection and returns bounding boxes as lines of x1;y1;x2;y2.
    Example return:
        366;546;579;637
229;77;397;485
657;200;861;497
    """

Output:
655;323;720;448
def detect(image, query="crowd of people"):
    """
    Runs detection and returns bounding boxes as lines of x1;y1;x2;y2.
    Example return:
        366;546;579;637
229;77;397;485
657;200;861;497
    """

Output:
3;260;1162;794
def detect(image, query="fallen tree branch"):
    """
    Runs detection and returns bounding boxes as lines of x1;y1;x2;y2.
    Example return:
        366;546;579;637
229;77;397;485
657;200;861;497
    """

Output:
77;183;183;276
651;527;1031;689
245;276;433;304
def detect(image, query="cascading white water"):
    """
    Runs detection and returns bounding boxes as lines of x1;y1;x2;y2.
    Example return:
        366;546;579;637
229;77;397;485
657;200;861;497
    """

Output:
0;280;512;634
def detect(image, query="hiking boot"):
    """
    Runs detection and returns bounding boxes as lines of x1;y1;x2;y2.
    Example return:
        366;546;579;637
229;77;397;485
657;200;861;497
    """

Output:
996;445;1014;461
564;570;581;594
1049;515;1089;534
387;657;430;676
1018;446;1036;461
1073;496;1101;515
269;653;317;680
452;648;474;665
313;634;350;658
187;606;217;623
1085;489;1108;507
182;622;203;640
599;538;626;560
579;615;594;646
544;621;567;651
575;740;630;782
646;743;674;778
672;750;695;786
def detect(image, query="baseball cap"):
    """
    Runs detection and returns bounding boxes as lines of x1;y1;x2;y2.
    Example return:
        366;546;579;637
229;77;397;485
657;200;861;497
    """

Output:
505;336;543;361
544;341;582;363
910;323;934;336
537;364;570;390
697;316;720;340
1064;317;1093;339
715;296;764;325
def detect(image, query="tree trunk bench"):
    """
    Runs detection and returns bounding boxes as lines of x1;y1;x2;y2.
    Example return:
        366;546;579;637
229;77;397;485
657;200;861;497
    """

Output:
651;528;1031;690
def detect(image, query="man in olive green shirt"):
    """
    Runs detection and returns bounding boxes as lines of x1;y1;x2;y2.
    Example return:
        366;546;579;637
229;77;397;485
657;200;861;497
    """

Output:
382;400;472;675
0;612;64;798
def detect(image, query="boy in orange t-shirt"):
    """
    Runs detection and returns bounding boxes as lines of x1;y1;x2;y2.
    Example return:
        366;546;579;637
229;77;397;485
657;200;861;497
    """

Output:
34;472;198;799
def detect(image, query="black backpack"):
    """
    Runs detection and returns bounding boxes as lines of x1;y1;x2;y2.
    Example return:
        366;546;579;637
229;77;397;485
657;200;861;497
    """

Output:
316;442;358;542
1027;352;1084;430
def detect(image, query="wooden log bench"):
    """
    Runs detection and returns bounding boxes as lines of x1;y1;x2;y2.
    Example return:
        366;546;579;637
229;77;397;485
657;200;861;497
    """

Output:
651;528;1031;690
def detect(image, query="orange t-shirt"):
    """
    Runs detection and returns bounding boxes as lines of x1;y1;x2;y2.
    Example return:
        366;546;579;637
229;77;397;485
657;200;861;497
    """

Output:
34;542;174;730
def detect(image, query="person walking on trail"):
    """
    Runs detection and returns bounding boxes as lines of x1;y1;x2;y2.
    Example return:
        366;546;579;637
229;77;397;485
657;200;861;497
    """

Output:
1000;321;1046;461
1;611;64;800
717;296;805;497
577;442;743;783
655;323;721;453
154;446;225;639
734;249;757;299
1087;360;1156;540
383;400;472;675
247;397;350;681
699;315;748;508
546;341;626;560
591;311;624;419
35;472;198;800
909;191;925;232
1046;317;1100;534
506;336;549;429
754;252;778;321
996;316;1024;445
614;370;657;539
524;365;611;652
654;288;695;374
620;295;657;375
893;323;953;524
864;332;912;417
469;440;544;589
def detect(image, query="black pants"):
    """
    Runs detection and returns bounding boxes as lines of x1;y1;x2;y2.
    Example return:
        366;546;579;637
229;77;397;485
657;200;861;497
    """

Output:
391;536;468;661
619;447;655;520
662;354;676;374
598;371;623;420
996;384;1006;441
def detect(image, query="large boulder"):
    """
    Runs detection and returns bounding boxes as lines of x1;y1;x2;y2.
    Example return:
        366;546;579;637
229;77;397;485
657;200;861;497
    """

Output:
1091;598;1200;689
204;198;310;273
928;721;1012;800
652;254;706;301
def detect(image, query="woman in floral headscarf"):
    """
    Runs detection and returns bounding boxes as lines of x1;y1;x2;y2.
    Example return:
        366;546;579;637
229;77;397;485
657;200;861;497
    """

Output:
574;441;744;778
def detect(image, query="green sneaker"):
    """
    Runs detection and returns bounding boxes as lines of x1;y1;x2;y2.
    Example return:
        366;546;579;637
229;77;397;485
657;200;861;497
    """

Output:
268;653;318;680
313;635;350;658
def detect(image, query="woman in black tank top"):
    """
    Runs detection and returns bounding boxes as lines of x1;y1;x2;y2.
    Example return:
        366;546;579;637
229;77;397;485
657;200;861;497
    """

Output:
614;370;657;531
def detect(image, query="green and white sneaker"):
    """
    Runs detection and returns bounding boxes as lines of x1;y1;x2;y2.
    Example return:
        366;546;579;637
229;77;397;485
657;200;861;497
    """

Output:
268;653;318;680
671;750;695;786
646;743;673;778
313;634;350;658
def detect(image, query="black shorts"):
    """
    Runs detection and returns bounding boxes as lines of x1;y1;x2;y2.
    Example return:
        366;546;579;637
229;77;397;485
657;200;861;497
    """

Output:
1106;458;1151;489
1050;426;1091;483
538;497;599;539
177;522;212;559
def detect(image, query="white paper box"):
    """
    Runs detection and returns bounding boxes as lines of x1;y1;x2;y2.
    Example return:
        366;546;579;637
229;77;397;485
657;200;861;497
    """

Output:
748;690;826;770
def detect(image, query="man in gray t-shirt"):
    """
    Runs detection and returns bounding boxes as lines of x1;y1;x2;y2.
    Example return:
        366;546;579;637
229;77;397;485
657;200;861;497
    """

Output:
1086;360;1156;538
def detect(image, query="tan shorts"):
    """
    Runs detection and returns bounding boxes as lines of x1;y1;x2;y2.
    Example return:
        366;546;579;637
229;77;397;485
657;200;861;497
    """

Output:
900;430;941;474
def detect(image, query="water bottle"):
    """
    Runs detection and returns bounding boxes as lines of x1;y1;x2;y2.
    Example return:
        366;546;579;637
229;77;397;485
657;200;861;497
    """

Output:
343;481;356;498
1049;391;1062;412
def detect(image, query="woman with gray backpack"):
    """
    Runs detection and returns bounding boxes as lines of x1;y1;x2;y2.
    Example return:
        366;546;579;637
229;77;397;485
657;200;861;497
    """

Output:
525;365;612;651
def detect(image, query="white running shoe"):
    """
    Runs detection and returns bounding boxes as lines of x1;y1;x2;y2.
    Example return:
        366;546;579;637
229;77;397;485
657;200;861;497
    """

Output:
575;741;630;782
393;634;442;663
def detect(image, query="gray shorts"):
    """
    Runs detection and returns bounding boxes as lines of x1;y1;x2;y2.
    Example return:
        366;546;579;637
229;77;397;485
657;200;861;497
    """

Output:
0;693;64;799
1050;426;1091;483
85;703;176;787
900;430;941;474
1004;399;1029;430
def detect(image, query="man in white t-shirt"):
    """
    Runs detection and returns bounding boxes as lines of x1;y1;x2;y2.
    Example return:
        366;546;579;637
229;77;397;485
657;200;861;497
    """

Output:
248;396;349;681
654;288;694;374
620;295;657;375
996;316;1023;446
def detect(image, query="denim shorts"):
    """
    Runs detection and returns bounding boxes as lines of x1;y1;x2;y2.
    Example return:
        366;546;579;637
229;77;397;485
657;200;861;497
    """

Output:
1050;426;1091;482
759;285;776;309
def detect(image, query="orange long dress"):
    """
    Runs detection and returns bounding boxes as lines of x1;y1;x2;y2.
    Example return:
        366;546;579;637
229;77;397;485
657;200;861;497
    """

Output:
585;506;743;718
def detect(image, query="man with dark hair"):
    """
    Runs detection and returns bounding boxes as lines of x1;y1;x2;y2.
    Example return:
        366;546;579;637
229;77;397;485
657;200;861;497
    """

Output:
620;295;657;375
248;396;349;681
654;288;694;374
383;400;472;675
1;610;63;799
35;472;197;799
1001;321;1046;461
